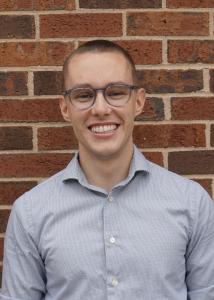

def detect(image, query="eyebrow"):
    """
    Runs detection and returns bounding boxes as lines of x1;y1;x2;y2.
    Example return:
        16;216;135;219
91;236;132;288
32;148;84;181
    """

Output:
67;81;131;90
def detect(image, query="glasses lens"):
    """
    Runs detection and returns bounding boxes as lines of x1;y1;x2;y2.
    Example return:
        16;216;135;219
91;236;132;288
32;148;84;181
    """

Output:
105;85;130;106
69;88;94;109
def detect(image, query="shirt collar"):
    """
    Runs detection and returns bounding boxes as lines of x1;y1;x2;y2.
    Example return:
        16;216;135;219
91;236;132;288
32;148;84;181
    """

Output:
61;152;86;182
61;145;150;188
115;145;150;188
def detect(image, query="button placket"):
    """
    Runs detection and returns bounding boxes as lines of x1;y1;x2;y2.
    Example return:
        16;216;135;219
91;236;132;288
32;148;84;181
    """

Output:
108;195;114;202
104;192;120;296
111;277;119;287
109;236;116;244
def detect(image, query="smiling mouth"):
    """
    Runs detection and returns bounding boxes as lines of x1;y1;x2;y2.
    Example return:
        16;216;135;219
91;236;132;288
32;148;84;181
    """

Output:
89;124;119;134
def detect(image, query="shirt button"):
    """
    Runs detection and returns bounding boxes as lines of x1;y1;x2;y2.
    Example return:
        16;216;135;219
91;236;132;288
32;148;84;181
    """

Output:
108;196;113;202
109;236;116;244
112;277;119;287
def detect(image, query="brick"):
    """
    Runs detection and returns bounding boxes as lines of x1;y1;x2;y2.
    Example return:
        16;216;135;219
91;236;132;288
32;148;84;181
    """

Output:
38;126;78;150
40;14;122;38
78;39;162;65
0;72;28;96
38;124;206;151
0;210;11;233
168;40;214;64
168;151;214;175
127;12;209;36
79;0;161;9
0;153;72;178
0;0;75;10
211;125;214;146
0;127;33;150
209;70;214;93
167;0;214;8
171;97;214;120
191;179;212;197
34;0;75;10
142;151;164;166
0;0;33;10
0;237;3;261
0;42;74;67
137;69;203;94
116;40;162;65
34;71;63;95
0;99;63;123
135;97;164;121
133;124;205;148
0;15;35;39
0;181;37;205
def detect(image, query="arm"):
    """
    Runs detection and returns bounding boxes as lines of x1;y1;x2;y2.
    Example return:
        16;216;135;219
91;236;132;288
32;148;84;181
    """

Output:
186;185;214;300
0;197;46;300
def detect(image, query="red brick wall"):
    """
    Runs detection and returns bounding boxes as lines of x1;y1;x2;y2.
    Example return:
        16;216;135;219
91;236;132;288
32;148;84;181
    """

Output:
0;0;214;280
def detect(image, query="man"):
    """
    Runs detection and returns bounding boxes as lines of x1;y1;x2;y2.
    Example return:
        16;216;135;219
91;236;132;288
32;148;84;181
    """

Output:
1;40;214;300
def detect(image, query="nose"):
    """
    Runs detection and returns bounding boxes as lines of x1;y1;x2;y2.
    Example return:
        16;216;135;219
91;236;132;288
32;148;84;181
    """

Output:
91;90;111;116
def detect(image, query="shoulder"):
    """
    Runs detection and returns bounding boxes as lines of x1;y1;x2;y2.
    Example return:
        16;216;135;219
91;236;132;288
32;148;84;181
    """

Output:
145;159;212;205
10;167;77;243
11;163;78;226
148;159;199;187
15;168;65;204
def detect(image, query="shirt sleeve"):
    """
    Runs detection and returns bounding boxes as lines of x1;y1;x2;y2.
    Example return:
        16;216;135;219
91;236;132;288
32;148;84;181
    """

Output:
186;184;214;300
0;196;46;300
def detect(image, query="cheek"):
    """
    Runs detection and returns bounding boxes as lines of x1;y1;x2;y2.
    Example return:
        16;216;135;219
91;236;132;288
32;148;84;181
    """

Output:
71;114;88;135
124;108;136;123
72;121;83;136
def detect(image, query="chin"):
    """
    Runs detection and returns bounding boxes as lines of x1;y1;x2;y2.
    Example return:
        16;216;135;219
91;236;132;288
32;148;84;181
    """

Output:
90;144;124;160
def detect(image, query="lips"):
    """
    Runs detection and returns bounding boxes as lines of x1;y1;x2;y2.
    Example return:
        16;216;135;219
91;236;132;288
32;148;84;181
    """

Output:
88;123;119;134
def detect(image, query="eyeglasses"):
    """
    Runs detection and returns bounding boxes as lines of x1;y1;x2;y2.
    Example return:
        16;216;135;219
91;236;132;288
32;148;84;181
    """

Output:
63;83;139;110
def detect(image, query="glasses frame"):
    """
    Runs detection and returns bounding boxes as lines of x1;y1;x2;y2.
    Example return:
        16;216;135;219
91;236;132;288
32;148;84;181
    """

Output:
63;83;140;110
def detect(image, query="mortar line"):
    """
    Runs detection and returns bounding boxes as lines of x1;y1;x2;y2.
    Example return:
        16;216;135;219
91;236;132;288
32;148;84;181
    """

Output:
206;123;211;148
162;151;168;168
203;68;210;92
122;11;127;37
162;38;168;64
27;71;34;96
33;126;38;152
186;175;214;179
209;11;214;37
0;178;39;182
34;12;40;40
0;206;12;209
0;8;211;14
2;36;214;43
1;147;212;154
75;0;80;10
162;96;171;121
0;120;211;127
2;64;214;71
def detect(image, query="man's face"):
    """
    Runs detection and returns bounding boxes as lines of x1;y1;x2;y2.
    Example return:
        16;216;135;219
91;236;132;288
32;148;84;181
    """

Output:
60;51;145;160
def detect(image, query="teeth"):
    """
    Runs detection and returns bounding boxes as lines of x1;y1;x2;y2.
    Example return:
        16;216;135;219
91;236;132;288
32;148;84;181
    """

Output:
91;124;117;133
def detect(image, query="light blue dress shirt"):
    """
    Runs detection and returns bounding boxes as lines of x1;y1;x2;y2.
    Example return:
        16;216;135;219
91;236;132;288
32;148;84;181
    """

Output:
1;146;214;300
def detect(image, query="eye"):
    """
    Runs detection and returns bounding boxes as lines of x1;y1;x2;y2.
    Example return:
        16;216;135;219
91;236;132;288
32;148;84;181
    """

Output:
71;89;94;102
106;86;129;99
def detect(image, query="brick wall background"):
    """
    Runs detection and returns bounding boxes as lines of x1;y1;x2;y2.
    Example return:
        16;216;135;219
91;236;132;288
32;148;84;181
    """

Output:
0;0;214;281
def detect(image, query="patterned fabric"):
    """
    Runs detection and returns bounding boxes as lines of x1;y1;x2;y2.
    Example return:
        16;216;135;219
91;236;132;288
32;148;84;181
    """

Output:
1;146;214;300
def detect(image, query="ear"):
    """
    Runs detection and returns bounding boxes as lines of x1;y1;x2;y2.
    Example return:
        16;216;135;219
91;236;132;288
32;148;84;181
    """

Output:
59;96;72;122
135;88;146;117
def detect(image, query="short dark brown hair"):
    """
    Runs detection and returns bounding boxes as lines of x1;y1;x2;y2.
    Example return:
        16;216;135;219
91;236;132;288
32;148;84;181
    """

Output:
63;39;137;89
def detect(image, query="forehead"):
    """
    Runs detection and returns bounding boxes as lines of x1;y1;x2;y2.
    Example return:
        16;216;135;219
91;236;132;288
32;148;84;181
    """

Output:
65;52;133;87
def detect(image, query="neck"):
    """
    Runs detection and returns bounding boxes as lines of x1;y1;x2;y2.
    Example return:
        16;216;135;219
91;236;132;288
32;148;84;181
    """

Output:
78;144;134;192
